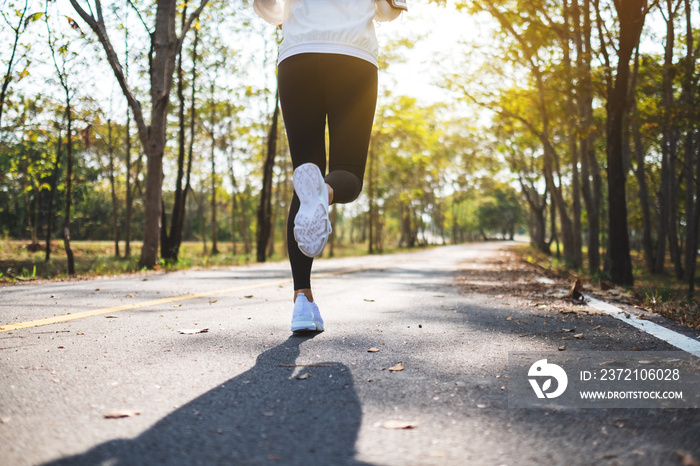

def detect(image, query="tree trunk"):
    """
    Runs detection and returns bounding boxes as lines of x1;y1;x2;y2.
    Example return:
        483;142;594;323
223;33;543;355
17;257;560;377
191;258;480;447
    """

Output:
564;0;583;269
682;0;698;293
69;0;208;269
529;35;576;265
45;126;63;263
521;181;548;254
108;119;121;257
22;161;34;243
228;146;239;257
242;186;252;255
194;189;207;254
542;137;573;263
124;18;133;260
125;97;133;259
662;1;683;278
605;0;647;286
256;91;279;263
63;101;75;276
550;192;560;258
161;7;188;262
580;0;603;274
183;29;199;253
630;46;655;271
209;76;219;256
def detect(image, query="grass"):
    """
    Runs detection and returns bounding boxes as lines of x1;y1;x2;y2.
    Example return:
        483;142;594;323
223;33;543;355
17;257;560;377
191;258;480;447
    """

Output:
0;239;425;283
512;243;700;330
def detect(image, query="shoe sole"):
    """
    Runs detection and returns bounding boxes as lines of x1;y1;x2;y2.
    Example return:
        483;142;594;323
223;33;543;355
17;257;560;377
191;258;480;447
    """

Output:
291;319;317;333
293;164;330;258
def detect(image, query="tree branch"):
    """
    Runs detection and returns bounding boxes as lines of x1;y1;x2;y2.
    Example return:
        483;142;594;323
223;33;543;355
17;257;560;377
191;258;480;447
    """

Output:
126;0;152;35
68;0;148;147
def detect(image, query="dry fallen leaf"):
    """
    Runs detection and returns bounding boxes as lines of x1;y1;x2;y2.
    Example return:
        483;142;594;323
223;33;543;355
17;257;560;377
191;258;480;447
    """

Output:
368;348;380;353
558;345;567;351
389;362;404;372
506;317;513;321
593;325;602;330
125;294;135;298
104;409;140;419
574;333;584;339
179;328;209;335
678;452;700;466
380;420;418;430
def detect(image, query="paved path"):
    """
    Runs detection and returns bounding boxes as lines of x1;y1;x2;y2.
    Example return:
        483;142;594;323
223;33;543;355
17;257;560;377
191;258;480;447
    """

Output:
1;243;698;465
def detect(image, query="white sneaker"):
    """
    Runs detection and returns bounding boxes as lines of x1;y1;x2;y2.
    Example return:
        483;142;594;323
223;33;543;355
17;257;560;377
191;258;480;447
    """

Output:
293;163;332;258
291;295;324;333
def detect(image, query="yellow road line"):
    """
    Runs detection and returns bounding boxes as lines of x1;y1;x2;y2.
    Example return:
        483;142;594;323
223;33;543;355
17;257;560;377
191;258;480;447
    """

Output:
0;266;369;333
0;278;292;333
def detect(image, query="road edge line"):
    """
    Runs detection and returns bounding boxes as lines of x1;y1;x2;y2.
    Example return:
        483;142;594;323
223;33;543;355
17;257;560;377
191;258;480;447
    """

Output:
587;296;700;358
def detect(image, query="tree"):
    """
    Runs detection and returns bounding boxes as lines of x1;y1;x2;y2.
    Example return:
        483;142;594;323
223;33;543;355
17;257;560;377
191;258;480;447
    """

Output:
462;0;579;267
161;11;200;262
574;0;603;275
256;89;279;263
45;6;84;275
0;0;40;130
597;0;652;285
680;0;699;294
69;0;208;268
653;0;684;277
107;118;120;256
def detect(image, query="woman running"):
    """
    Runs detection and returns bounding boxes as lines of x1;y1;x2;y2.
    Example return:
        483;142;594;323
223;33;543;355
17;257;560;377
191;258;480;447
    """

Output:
253;0;405;333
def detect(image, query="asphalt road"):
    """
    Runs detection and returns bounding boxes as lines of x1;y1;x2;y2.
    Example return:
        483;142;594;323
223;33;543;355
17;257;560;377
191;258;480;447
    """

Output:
1;243;698;466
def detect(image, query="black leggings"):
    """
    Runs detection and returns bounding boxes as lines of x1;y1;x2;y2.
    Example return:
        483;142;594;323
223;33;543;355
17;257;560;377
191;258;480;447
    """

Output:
278;53;378;290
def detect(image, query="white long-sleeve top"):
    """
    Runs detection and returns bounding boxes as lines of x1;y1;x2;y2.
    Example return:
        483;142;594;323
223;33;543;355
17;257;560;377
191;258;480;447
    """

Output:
253;0;401;67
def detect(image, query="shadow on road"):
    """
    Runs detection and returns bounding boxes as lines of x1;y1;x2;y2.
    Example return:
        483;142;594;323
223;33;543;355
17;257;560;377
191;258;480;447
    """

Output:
46;334;370;466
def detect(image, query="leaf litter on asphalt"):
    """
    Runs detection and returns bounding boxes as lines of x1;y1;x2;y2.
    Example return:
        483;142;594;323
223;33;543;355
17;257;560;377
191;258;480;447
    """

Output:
678;452;699;466
179;328;209;334
104;409;140;419
379;420;418;430
388;362;404;372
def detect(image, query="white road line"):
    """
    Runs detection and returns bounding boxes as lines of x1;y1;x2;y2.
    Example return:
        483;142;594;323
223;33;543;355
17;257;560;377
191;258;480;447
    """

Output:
587;296;700;358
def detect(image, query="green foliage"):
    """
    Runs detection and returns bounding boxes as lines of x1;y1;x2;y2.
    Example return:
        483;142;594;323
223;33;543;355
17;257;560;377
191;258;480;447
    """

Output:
1;0;536;275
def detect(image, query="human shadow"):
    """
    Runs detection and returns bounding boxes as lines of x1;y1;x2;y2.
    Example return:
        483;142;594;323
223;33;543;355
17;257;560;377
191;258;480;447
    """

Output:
47;335;369;466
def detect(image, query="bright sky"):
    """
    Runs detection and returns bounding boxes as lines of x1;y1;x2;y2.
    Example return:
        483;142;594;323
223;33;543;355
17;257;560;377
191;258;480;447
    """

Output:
375;0;484;105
